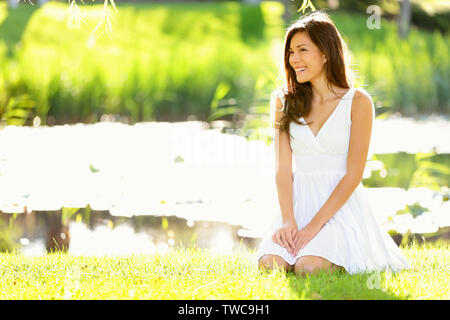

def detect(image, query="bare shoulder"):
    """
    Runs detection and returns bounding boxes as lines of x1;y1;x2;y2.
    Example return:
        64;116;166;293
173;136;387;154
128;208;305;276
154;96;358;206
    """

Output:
273;95;284;110
271;89;287;124
272;88;286;107
351;88;374;121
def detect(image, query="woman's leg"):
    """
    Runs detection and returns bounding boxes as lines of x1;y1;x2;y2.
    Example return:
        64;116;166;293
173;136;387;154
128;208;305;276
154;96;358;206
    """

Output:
258;254;293;272
294;255;344;276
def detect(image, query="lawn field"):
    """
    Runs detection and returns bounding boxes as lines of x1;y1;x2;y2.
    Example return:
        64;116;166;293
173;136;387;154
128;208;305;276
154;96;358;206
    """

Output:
0;241;448;300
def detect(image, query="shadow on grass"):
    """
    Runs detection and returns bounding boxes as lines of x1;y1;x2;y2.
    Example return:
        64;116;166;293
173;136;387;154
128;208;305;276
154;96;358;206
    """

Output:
286;269;405;300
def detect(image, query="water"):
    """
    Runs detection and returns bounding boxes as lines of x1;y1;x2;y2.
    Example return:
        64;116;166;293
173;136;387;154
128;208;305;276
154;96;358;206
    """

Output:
0;118;449;255
1;210;260;255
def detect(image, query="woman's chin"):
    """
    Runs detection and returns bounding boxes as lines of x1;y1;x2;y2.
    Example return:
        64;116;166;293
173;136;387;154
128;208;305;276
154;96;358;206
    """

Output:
296;77;309;84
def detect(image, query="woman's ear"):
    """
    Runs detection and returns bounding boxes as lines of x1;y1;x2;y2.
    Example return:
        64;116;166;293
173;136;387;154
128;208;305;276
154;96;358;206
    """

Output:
322;55;327;64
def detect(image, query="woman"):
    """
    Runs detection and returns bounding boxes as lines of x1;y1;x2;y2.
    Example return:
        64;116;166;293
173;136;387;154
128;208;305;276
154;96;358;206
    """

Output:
257;11;410;275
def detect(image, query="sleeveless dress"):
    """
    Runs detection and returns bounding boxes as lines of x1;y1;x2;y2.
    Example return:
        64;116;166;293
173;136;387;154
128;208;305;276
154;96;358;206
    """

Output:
256;87;411;274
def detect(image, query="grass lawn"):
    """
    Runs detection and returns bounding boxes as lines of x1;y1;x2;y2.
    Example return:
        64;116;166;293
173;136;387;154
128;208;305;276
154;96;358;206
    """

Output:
0;241;448;300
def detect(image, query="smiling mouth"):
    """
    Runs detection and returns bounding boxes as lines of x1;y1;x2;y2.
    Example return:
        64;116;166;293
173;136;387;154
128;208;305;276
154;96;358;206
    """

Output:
294;67;307;73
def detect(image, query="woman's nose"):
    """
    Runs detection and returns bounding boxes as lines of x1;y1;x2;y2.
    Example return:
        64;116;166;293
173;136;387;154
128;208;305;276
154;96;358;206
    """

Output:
290;52;301;63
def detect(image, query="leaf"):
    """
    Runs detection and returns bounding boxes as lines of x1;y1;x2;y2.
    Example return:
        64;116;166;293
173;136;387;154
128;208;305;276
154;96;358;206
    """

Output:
208;106;243;121
5;118;27;126
91;19;104;37
62;207;81;225
3;109;30;119
210;82;231;110
397;202;429;218
297;0;316;13
417;161;450;175
5;97;16;112
254;75;268;91
89;164;100;173
415;152;436;161
105;15;113;35
174;155;184;163
108;0;118;13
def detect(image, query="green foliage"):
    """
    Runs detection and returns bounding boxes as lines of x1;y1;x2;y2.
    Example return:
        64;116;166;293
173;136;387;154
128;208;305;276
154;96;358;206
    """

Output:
313;0;450;34
0;213;21;252
241;68;278;145
207;80;245;123
61;207;81;226
0;2;281;125
364;153;450;189
331;11;450;115
0;1;448;126
410;0;450;34
396;202;429;219
0;93;35;127
409;152;450;190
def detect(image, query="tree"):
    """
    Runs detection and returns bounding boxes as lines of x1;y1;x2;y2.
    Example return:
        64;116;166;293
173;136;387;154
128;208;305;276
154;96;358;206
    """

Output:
9;0;50;8
282;0;315;25
398;0;412;39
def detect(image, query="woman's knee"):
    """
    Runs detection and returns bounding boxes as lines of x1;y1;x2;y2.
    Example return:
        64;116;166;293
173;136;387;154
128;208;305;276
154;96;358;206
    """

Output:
294;256;331;275
258;254;291;272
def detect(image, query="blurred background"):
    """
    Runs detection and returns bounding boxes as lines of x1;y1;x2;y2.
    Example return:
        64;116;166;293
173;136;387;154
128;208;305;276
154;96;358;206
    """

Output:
0;0;449;255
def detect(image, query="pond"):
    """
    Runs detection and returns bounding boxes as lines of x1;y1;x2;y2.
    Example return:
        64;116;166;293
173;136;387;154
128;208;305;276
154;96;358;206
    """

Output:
0;209;259;255
0;118;449;255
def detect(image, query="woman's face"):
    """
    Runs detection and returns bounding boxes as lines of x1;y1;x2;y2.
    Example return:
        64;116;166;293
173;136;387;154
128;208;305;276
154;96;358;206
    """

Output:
288;31;327;84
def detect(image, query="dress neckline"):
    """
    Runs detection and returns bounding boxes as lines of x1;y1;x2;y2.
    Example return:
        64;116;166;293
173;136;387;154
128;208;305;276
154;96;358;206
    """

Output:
300;87;354;139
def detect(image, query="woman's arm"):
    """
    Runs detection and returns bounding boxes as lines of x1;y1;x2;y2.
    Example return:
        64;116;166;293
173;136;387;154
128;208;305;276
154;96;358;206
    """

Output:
292;89;374;254
271;95;297;254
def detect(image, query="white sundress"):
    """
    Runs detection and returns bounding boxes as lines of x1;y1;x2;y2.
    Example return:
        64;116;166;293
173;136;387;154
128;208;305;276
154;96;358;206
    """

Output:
256;87;411;274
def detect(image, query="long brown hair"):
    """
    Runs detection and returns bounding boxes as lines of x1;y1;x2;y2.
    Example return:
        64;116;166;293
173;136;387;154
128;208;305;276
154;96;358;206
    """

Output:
278;10;353;140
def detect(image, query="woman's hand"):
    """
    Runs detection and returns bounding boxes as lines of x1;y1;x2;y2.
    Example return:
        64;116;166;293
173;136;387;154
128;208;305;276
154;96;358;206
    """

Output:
293;222;322;256
272;220;298;255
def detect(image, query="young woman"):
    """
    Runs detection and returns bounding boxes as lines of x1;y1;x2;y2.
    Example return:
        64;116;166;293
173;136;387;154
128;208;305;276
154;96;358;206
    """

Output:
257;11;410;275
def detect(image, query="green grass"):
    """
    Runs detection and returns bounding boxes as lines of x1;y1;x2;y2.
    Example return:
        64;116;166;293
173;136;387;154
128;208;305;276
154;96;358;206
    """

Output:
0;1;448;127
332;10;450;115
0;241;448;299
0;1;283;125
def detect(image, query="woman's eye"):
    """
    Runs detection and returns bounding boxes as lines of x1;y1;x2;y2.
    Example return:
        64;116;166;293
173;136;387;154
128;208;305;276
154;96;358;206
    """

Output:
289;49;306;55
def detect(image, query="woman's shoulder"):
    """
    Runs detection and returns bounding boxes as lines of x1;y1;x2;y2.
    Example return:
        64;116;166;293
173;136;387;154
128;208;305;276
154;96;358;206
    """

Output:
273;86;288;99
271;86;288;107
353;87;373;102
351;87;375;120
